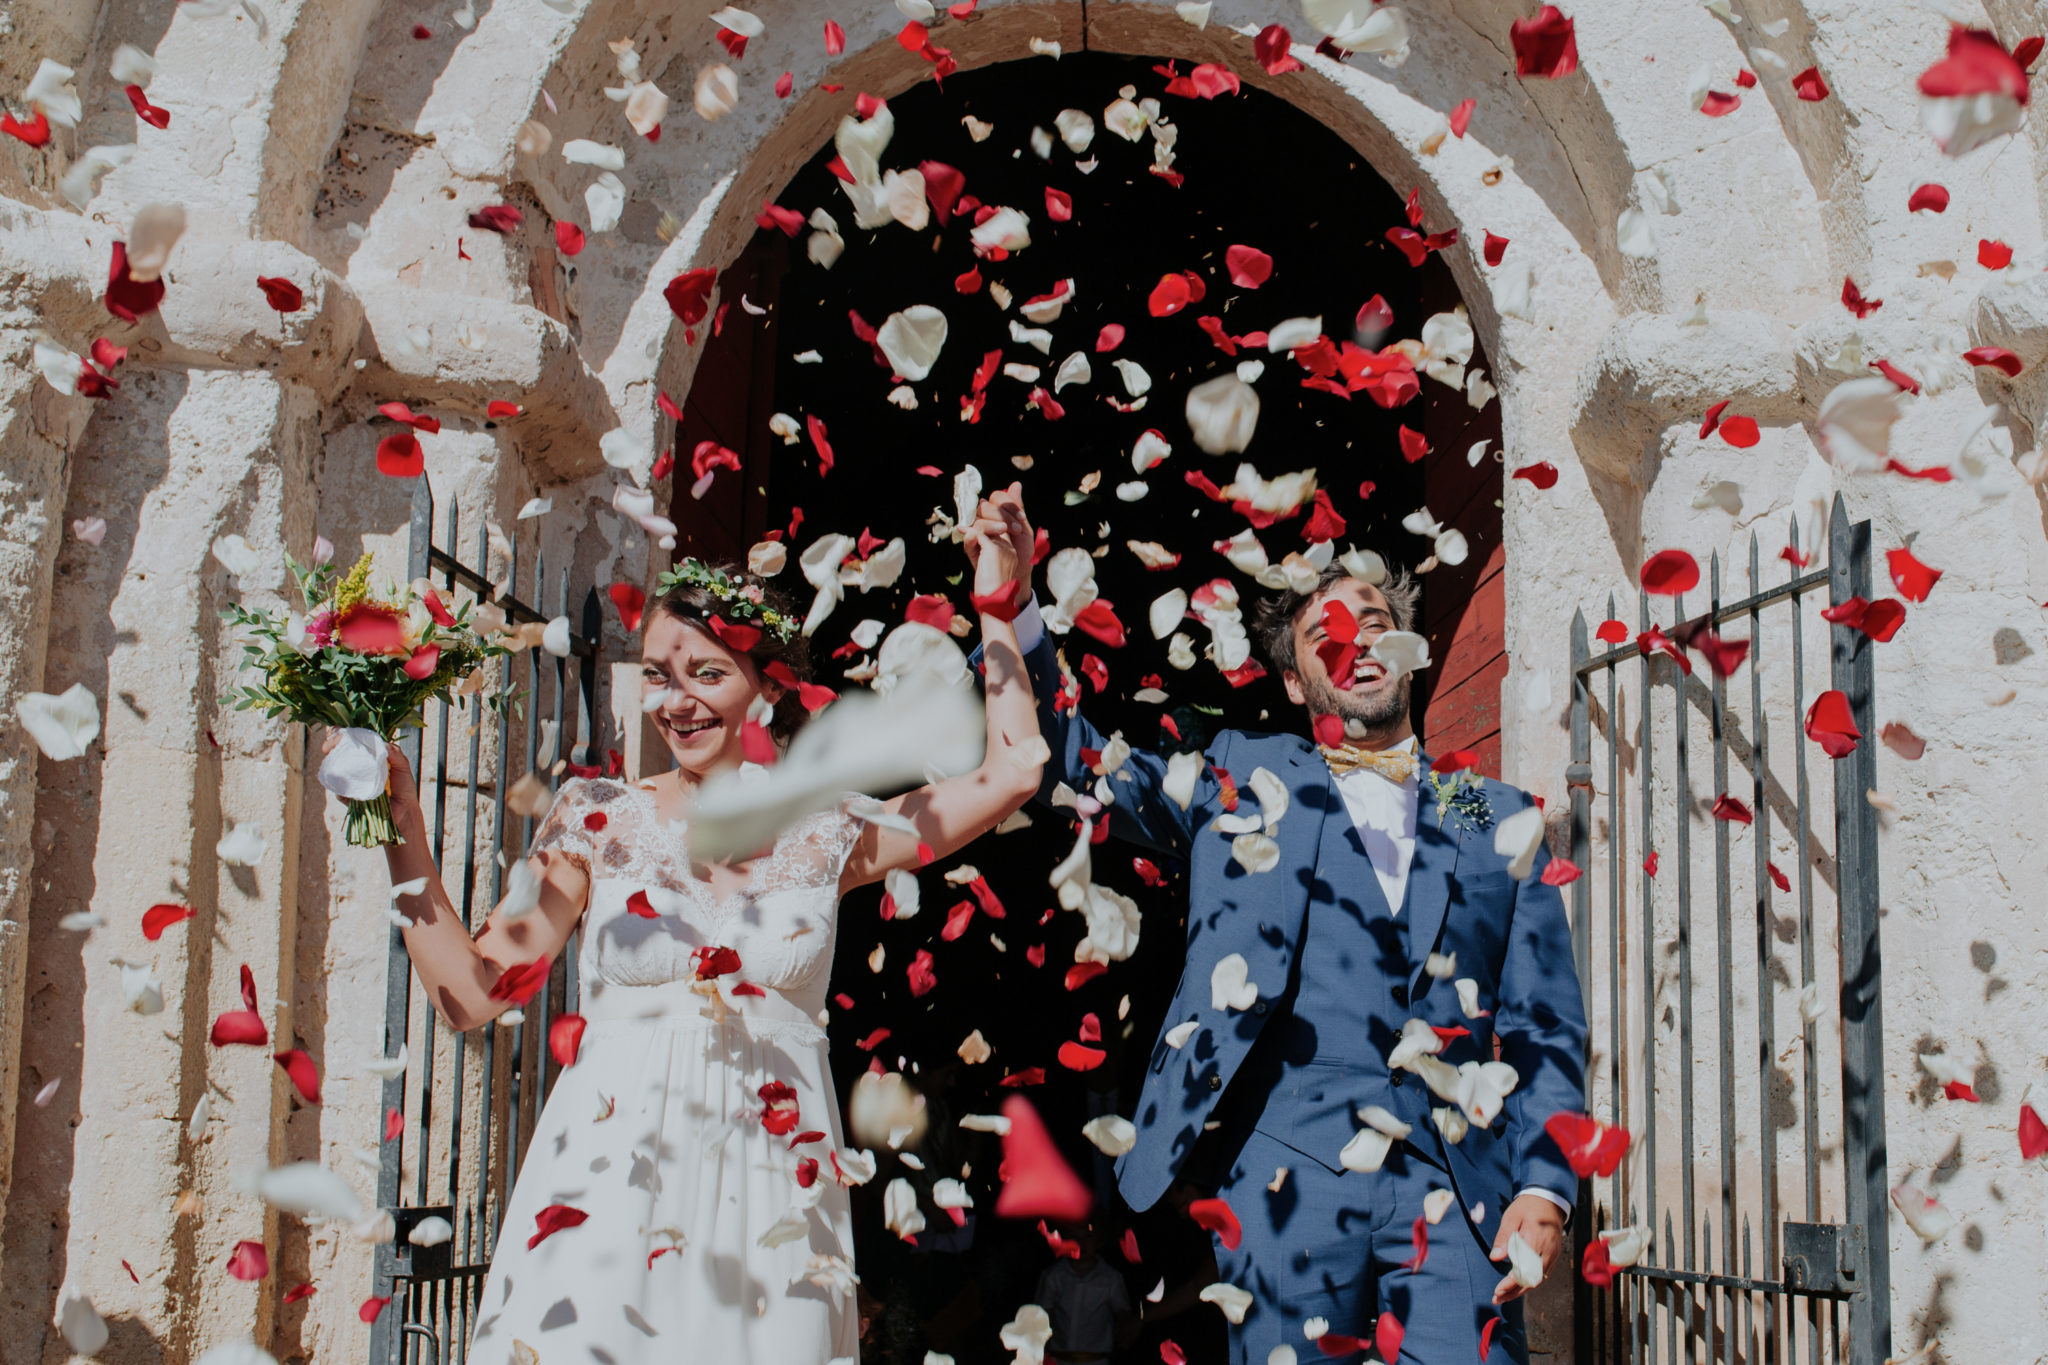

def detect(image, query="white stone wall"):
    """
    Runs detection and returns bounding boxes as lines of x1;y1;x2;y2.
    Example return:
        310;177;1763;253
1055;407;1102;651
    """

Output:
2;3;2043;1363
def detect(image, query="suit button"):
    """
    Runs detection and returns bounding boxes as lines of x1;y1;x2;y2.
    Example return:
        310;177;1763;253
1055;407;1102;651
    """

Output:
1209;1076;1223;1091
1253;1002;1268;1015
1391;1073;1406;1088
1392;986;1408;1007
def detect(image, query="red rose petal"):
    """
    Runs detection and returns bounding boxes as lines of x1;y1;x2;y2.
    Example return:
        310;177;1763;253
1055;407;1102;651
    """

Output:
1979;238;2014;270
376;432;424;478
549;1013;586;1067
1510;6;1579;79
1225;244;1274;288
257;276;303;312
1963;346;2024;376
1595;619;1628;644
487;957;553;1005
1057;1041;1106;1070
1792;66;1829;100
486;400;523;418
1064;961;1108;990
1398;425;1429;463
1886;547;1942;602
143;902;196;941
1484;232;1510;266
1719;415;1761;447
227;1239;269;1281
2020;1103;2048;1161
1187;1197;1243;1250
608;582;647;632
994;1096;1092;1221
467;204;522;235
360;1295;392;1322
527;1203;588;1250
104;241;166;322
274;1049;321;1104
1;108;52;147
1640;549;1701;595
1841;276;1883;318
1540;857;1582;886
664;268;716;325
554;221;586;256
824;20;845;55
1907;183;1949;213
402;644;440;681
1376;1313;1406;1365
1511;461;1558;489
1804;689;1861;758
1711;793;1754;824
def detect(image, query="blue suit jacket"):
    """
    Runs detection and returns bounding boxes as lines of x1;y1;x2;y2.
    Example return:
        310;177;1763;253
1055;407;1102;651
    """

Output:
1006;628;1587;1244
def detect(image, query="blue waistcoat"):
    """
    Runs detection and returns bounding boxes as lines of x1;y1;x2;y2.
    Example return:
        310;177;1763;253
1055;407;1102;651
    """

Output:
1228;789;1439;1173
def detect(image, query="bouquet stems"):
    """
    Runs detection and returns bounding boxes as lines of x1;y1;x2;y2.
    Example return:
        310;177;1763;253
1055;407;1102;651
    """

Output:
343;792;403;848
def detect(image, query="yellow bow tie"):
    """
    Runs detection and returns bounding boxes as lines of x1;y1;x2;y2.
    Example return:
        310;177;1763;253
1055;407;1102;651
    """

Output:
1318;744;1420;785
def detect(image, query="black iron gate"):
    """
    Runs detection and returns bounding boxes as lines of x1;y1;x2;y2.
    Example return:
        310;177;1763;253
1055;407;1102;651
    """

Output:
1565;492;1891;1365
369;478;602;1365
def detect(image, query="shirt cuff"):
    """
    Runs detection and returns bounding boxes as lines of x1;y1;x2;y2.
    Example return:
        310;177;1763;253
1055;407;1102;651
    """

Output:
1517;1186;1574;1218
1011;595;1045;653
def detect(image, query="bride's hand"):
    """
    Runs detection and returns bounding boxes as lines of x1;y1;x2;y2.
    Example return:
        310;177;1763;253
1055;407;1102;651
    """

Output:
318;729;423;829
970;525;1020;606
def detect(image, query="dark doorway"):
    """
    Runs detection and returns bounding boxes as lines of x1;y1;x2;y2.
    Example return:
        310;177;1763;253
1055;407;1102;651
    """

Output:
669;52;1504;1365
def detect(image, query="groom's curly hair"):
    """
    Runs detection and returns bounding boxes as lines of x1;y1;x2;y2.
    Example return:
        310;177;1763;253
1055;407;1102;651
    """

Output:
1251;561;1420;675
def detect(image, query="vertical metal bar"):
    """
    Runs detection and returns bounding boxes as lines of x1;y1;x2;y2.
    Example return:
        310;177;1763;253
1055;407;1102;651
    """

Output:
1570;608;1596;1365
1639;589;1658;1262
374;478;434;1365
1709;556;1737;1310
461;522;494;1269
1749;534;1780;1365
485;532;516;1251
1671;582;1697;1279
1665;1214;1678;1365
1608;591;1628;1365
436;499;466;1225
414;497;459;1211
1829;494;1891;1365
1789;517;1820;1230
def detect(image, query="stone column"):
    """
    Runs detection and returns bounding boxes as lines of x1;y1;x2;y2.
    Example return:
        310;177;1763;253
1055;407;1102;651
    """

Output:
0;333;93;1287
6;368;317;1363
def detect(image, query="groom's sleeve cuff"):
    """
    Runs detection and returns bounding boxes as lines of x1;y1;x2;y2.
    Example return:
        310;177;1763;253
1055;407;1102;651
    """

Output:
1517;1186;1574;1221
1012;595;1045;653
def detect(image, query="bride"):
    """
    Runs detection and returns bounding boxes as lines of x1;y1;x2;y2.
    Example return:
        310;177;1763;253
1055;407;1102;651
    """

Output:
363;507;1042;1364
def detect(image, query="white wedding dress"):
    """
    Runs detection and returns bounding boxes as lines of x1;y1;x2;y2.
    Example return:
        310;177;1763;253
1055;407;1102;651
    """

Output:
469;775;865;1365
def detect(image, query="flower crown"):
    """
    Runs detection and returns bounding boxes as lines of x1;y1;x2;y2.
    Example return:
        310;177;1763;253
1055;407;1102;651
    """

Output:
654;558;801;643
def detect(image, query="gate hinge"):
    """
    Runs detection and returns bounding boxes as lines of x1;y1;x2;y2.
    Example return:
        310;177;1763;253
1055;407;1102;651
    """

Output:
1783;1221;1863;1296
381;1203;457;1280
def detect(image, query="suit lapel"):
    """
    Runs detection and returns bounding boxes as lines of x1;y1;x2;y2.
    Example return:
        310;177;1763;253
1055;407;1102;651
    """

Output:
1403;746;1464;994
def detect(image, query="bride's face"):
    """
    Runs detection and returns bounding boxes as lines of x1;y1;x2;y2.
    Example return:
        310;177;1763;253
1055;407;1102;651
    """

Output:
640;613;782;779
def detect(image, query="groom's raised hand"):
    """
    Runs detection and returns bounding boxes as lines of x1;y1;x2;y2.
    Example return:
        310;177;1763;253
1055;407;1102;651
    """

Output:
974;482;1035;598
1489;1192;1567;1305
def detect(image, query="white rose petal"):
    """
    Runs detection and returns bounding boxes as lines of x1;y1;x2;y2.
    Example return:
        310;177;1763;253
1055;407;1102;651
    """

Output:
562;139;625;170
56;1287;109;1356
586;172;626;233
1199;1283;1253;1325
1339;1128;1393;1173
694;63;739;121
1815;376;1901;475
1506;1230;1544;1288
217;822;266;867
1494;804;1545;880
25;59;83;127
257;1162;365;1222
1001;1305;1054;1365
1210;953;1258;1011
1185;375;1260;455
1082;1114;1137;1157
17;683;101;761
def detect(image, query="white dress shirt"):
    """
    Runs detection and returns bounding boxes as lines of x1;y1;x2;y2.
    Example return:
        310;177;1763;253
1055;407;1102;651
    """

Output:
1329;735;1422;915
1011;598;1572;1219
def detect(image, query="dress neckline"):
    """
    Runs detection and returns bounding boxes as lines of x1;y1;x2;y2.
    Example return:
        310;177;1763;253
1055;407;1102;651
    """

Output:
621;781;766;909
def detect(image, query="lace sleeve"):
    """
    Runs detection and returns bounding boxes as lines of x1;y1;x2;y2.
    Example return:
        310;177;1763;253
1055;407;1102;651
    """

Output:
527;777;604;876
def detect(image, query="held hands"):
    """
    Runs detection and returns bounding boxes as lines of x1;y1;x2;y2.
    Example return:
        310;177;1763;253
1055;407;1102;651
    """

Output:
1489;1192;1567;1305
963;481;1035;613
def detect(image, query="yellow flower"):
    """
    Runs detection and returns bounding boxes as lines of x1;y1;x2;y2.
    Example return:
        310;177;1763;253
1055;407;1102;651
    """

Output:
333;553;376;613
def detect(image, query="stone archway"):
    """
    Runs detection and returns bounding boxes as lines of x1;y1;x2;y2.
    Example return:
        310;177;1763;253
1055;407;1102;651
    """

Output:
7;4;2040;1364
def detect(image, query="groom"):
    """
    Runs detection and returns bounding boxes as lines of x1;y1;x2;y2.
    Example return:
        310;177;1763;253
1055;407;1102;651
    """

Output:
970;487;1586;1365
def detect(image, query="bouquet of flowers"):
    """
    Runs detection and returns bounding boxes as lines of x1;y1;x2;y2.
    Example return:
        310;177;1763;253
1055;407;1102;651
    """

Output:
224;552;511;846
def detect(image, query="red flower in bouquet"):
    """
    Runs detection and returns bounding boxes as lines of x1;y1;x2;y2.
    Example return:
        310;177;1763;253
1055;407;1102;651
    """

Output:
334;601;409;655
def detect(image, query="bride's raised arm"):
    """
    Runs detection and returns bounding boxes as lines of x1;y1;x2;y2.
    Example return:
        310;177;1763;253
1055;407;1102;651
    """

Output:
351;731;591;1033
839;499;1045;891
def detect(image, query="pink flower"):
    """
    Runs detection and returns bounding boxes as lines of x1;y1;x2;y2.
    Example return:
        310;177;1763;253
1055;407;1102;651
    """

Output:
304;608;335;650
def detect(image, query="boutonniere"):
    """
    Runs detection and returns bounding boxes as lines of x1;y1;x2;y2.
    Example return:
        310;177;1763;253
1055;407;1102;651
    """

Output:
1425;769;1494;833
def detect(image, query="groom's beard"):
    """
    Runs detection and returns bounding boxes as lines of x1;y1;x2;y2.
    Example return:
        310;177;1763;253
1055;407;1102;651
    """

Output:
1301;668;1411;735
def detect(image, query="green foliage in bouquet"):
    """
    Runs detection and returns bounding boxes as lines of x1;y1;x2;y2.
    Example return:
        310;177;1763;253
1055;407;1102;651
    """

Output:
223;552;513;846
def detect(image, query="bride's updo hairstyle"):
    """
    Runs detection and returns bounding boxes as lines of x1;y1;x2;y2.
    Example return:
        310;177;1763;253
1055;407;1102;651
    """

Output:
649;559;814;745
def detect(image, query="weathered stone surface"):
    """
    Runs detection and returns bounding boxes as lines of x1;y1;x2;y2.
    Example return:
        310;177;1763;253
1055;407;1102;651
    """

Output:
2;4;2045;1364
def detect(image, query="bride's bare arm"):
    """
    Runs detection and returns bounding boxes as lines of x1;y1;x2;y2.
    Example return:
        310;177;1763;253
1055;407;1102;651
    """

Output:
358;736;591;1031
840;509;1046;891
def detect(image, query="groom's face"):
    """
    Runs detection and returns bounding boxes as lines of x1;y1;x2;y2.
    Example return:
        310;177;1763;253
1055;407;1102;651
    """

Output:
1281;579;1411;733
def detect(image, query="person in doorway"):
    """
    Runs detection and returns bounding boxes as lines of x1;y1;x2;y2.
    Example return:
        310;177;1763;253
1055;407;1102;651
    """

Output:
964;485;1586;1365
343;502;1045;1365
1035;1221;1137;1365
